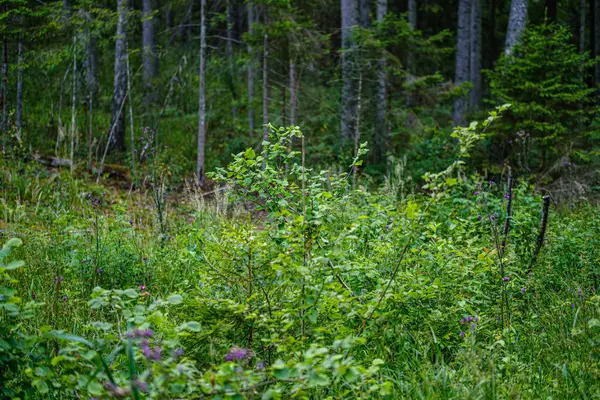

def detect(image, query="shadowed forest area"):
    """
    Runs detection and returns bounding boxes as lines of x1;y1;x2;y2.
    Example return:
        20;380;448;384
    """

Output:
1;0;600;398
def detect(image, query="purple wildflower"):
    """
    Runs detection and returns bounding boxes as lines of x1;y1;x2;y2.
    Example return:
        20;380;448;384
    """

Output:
139;285;146;291
225;347;250;362
459;331;465;337
502;276;510;282
32;292;37;301
174;347;184;357
97;268;103;275
62;295;68;302
477;214;482;220
571;303;575;309
474;191;480;196
504;193;510;200
82;259;87;263
521;287;526;293
489;181;495;185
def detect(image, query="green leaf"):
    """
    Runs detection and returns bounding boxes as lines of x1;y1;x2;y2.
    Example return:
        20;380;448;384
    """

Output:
87;381;103;396
245;148;256;159
168;294;183;305
4;260;24;270
32;379;49;394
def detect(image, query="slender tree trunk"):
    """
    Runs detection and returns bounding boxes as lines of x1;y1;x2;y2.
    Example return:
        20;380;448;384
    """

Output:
16;34;23;142
247;3;256;134
453;0;470;126
227;0;238;122
289;59;297;126
505;0;528;56
126;49;136;176
70;35;77;173
580;0;587;55
197;0;207;186
262;8;269;143
341;0;359;141
85;17;97;171
408;0;417;29
360;0;371;27
486;0;496;70
406;0;417;108
142;0;158;107
110;0;128;152
1;38;7;132
595;0;600;88
374;0;387;164
469;0;482;110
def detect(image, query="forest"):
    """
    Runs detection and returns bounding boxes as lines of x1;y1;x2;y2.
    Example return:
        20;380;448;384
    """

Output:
1;0;600;398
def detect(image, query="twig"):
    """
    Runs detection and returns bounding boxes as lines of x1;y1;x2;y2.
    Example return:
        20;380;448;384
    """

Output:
528;195;551;274
327;260;362;302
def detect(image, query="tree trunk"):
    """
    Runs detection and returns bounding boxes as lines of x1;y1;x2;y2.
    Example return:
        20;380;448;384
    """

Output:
16;34;23;141
453;0;470;126
374;0;387;164
505;0;528;56
1;37;7;132
469;0;482;110
341;0;359;140
197;0;207;186
360;0;371;27
86;18;97;171
408;0;417;29
262;8;269;143
595;0;600;88
486;0;496;70
247;3;256;133
580;0;587;55
109;0;128;152
165;3;173;40
406;0;417;108
70;35;77;173
289;59;297;126
142;0;158;107
227;0;238;122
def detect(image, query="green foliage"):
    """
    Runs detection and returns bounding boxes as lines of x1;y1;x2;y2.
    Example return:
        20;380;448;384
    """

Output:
487;23;599;170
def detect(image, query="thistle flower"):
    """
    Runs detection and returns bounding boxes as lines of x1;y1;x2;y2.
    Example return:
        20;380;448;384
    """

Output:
139;285;146;291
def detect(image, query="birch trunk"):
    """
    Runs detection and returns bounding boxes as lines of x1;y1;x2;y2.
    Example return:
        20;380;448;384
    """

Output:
227;0;238;122
289;59;297;126
1;38;7;132
142;0;158;107
247;3;256;133
197;0;207;186
505;0;528;56
16;34;23;142
341;0;359;140
453;0;470;126
374;0;387;164
469;0;482;110
262;8;269;143
109;0;128;152
70;35;77;173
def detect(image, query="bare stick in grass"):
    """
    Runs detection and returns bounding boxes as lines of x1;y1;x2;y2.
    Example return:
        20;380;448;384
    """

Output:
528;195;551;274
